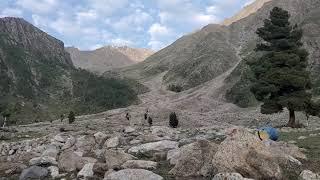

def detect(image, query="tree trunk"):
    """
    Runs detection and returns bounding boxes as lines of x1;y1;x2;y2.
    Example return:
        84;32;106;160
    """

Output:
287;109;296;127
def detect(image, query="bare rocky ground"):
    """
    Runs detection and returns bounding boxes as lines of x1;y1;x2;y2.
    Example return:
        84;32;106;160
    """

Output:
1;62;320;179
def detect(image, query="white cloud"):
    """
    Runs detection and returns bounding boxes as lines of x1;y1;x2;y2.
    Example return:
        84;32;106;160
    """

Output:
148;23;175;50
0;8;23;17
110;38;134;46
90;0;128;15
16;0;58;14
76;10;98;25
112;9;153;32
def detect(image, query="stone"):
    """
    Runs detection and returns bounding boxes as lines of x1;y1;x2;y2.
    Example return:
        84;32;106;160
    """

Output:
169;140;218;177
121;160;157;170
128;140;178;155
104;169;163;180
77;163;95;179
42;145;59;158
54;133;70;143
151;126;175;137
212;128;303;180
212;172;252;180
105;137;120;148
93;163;109;176
167;148;181;165
124;126;136;133
104;150;136;168
298;136;307;140
94;132;108;146
29;156;58;166
61;136;76;150
47;166;59;179
75;135;96;155
19;166;48;180
299;170;320;180
130;139;143;145
58;150;85;172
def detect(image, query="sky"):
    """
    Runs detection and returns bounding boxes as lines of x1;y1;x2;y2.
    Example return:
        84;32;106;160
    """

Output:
0;0;255;50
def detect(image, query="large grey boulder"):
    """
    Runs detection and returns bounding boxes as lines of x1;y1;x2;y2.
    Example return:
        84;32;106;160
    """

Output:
128;140;178;155
104;169;163;180
212;128;305;180
75;135;96;155
121;160;157;170
104;150;136;168
169;140;218;177
19;166;48;180
47;166;59;179
58;150;85;172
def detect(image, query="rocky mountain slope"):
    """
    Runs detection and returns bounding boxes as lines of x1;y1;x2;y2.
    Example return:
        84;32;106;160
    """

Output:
0;17;143;125
115;0;320;95
66;46;153;74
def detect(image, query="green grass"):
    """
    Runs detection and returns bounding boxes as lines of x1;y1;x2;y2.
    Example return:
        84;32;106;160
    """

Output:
279;130;320;173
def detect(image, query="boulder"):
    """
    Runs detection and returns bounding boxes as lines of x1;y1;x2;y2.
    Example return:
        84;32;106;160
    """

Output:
104;150;136;168
93;163;109;176
29;156;58;166
169;140;218;177
212;172;253;180
77;163;95;179
94;132;109;146
58;150;85;172
54;133;70;143
121;160;157;170
299;170;320;180
61;136;76;150
105;137;120;148
212;128;305;180
19;166;48;180
104;169;163;180
75;135;96;155
128;140;178;156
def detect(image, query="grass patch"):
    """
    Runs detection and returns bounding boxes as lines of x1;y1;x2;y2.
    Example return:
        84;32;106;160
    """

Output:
279;130;320;173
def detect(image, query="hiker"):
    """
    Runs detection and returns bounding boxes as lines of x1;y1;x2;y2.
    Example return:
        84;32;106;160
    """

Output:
148;116;153;126
125;112;131;121
143;109;149;126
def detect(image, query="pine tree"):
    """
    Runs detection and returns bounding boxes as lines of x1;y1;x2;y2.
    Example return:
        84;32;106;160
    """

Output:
249;7;311;127
68;111;75;124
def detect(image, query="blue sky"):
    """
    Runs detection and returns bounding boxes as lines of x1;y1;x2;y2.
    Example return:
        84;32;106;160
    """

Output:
0;0;255;50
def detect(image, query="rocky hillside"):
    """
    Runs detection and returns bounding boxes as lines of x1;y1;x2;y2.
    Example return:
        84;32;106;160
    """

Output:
0;17;143;125
66;46;153;74
116;0;320;94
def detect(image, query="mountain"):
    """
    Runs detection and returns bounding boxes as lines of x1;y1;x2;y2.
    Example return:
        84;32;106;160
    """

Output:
115;0;320;98
0;17;144;124
66;46;153;74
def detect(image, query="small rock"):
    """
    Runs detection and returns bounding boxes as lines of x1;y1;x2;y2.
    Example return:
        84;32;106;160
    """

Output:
212;172;250;180
29;156;58;166
124;126;136;133
94;132;108;146
93;163;109;176
121;160;157;170
105;137;120;148
298;136;307;140
77;163;95;179
309;134;317;137
288;140;297;144
299;170;320;180
19;166;48;180
42;145;59;158
104;169;163;180
47;166;59;179
128;140;178;155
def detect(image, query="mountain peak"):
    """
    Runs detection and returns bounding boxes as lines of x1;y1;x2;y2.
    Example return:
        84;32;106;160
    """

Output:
221;0;272;26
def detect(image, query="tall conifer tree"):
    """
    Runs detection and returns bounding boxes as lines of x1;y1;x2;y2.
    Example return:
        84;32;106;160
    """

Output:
249;7;311;127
